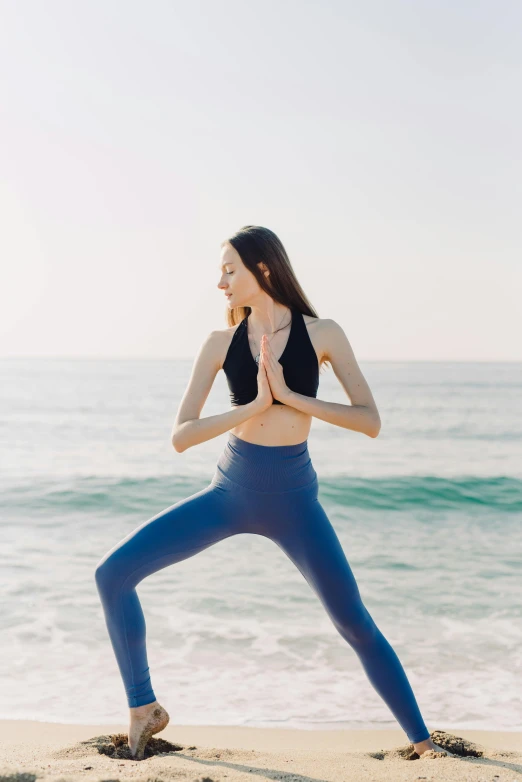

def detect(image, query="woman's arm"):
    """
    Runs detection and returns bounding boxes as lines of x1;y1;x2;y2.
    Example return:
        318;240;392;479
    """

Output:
278;319;381;438
172;399;265;452
281;392;380;437
171;329;268;453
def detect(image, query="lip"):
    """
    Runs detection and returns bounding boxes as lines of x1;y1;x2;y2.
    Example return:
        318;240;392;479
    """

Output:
225;293;232;298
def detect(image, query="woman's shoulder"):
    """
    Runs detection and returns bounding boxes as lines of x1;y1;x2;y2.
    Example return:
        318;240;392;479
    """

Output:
300;314;349;368
211;320;246;371
302;312;339;332
299;313;335;367
302;312;324;326
301;312;335;336
211;318;245;343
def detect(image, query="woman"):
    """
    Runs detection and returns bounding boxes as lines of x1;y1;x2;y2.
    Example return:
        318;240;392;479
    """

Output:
95;225;452;760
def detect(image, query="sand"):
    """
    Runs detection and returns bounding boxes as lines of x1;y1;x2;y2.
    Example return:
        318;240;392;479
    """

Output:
1;720;521;782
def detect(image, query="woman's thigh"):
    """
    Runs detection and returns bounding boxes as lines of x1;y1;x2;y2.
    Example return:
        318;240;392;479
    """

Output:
95;483;245;591
267;491;374;643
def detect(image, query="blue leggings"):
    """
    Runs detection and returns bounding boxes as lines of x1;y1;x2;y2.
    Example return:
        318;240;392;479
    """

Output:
95;433;430;744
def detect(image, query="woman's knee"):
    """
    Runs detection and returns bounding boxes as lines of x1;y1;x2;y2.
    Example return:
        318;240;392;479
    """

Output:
94;556;113;595
94;549;128;595
334;603;378;647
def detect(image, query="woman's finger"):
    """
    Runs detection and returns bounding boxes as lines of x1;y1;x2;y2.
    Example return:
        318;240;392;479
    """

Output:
265;356;274;377
263;340;276;367
267;350;279;371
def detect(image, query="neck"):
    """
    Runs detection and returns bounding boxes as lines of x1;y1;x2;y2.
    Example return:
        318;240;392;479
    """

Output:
248;303;291;335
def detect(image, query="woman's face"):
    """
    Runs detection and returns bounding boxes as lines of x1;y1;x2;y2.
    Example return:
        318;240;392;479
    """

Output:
217;243;265;308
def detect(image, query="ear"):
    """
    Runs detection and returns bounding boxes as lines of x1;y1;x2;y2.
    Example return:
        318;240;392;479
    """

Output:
257;262;270;278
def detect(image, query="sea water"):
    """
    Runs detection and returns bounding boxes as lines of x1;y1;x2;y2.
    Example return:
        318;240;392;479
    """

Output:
1;357;521;732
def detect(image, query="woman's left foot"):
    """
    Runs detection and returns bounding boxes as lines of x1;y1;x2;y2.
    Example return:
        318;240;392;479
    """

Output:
128;701;170;759
413;738;456;757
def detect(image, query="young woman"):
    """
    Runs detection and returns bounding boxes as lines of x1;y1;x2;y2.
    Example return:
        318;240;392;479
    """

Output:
95;225;453;760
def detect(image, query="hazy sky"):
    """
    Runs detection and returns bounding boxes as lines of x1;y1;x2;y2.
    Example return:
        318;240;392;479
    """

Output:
1;1;520;361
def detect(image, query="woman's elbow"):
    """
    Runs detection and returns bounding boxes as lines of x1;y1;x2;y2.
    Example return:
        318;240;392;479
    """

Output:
171;426;186;453
171;437;185;453
367;411;381;438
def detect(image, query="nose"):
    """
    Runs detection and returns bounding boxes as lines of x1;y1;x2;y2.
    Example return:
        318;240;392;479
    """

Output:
217;276;228;290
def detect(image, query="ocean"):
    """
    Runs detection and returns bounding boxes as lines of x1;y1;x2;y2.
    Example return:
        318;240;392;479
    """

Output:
1;357;521;733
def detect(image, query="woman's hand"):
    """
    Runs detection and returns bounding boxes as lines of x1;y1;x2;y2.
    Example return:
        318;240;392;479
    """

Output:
254;340;274;412
262;335;292;404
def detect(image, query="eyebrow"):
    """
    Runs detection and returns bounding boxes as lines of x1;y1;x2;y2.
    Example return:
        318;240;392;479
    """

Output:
219;262;235;269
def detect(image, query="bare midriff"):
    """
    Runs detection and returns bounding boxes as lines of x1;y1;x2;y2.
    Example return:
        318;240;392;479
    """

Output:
229;403;313;446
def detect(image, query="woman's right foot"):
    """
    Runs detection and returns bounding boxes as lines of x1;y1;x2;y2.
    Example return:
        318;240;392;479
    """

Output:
128;701;170;759
413;737;456;757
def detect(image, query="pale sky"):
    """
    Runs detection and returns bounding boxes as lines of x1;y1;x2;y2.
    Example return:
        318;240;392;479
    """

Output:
1;0;520;361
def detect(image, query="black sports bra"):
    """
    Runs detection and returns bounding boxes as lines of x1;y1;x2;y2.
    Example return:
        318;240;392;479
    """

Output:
222;307;319;406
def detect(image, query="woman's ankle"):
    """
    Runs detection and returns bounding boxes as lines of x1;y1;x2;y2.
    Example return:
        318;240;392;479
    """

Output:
129;699;158;715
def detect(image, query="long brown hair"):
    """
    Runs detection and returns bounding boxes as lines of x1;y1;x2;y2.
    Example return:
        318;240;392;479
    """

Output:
221;225;330;372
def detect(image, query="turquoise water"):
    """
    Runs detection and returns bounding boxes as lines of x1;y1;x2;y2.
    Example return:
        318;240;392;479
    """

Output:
1;358;521;732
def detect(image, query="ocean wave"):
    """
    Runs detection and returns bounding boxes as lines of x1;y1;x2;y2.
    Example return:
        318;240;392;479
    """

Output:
3;473;522;514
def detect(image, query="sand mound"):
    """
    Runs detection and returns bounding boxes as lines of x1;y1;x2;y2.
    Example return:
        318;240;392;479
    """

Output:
368;729;487;760
51;733;184;762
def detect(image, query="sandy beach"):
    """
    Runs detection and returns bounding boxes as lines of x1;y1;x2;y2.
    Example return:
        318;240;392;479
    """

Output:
1;720;520;782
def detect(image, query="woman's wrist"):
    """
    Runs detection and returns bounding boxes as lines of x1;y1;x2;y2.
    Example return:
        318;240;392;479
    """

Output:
250;397;271;414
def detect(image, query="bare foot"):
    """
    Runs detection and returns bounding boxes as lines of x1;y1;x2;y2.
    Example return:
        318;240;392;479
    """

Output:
128;700;170;759
413;737;456;757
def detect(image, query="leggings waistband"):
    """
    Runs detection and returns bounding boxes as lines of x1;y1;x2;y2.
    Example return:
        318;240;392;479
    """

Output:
212;432;318;493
